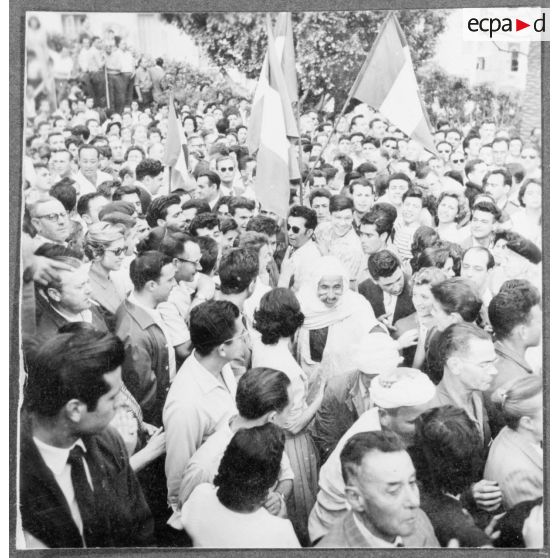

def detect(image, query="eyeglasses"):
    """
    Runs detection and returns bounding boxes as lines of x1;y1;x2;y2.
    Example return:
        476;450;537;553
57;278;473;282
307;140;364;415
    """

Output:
219;166;234;172
105;247;127;257
176;256;201;266
287;224;303;234
35;212;67;222
224;328;249;344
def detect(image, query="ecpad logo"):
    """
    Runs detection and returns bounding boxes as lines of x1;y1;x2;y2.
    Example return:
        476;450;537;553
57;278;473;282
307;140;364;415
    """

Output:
467;13;546;38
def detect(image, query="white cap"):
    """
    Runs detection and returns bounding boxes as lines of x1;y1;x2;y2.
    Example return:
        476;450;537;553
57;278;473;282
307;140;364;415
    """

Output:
354;332;402;376
370;367;436;409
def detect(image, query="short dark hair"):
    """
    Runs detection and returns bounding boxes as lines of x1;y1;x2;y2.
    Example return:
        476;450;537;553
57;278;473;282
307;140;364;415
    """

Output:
76;192;105;217
219;216;239;235
333;153;353;174
329;194;353;213
489;282;541;340
49;179;77;213
197;235;219;275
431;278;483;323
438;322;491;366
472;200;501;223
181;198;211;215
214;423;285;512
145;194;181;228
189;300;240;356
414;405;483;495
464;158;485;178
135;158;164;181
349;179;374;196
129;250;173;291
387;172;412;189
197;170;221;188
402;187;424;205
24;330;124;417
288;205;317;231
112;184;141;201
483;168;512;188
493;230;542;265
189;212;220;236
236;367;291;420
124;145;146;161
340;430;405;485
415;243;452;273
218;247;259;294
517;178;541;208
368;250;401;280
253;288;305;345
246;215;279;237
77;144;99;160
360;203;398;238
228;196;255;216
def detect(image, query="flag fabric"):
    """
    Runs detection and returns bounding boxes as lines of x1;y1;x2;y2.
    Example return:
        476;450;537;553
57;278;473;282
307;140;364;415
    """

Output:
247;15;298;217
348;12;437;154
162;93;190;192
274;12;298;107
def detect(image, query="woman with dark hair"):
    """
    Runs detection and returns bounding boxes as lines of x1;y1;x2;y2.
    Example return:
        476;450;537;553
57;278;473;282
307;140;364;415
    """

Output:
484;376;543;510
436;191;470;244
493;498;543;548
181;424;300;547
509;179;541;248
413;277;482;384
414;405;493;547
252;287;324;545
414;240;462;278
409;226;439;274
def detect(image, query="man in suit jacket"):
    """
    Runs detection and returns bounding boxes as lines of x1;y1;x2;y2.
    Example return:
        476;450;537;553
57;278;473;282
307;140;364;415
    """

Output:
19;329;154;548
317;431;439;548
358;249;415;329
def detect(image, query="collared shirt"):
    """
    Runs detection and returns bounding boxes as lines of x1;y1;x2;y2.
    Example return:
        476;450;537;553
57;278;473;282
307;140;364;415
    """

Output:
73;170;113;196
120;50;135;73
105;49;123;72
52;305;93;324
163;351;237;526
353;512;404;547
33;437;91;538
157;282;195;347
87;47;105;72
382;290;398;325
282;240;323;292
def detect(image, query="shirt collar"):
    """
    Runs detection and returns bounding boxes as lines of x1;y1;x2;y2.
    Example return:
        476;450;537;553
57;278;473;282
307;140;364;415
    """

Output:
187;351;235;396
353;512;404;547
33;437;87;476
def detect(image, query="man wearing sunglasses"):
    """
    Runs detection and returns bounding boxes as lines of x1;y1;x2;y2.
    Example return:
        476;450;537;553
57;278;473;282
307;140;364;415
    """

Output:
215;155;240;197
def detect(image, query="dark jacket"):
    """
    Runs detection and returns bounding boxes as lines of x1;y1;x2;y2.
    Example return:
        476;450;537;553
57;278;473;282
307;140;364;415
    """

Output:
358;273;415;326
114;299;171;426
19;414;154;548
311;370;365;464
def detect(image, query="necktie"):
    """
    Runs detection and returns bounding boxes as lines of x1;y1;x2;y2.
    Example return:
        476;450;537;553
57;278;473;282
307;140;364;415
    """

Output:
67;446;101;547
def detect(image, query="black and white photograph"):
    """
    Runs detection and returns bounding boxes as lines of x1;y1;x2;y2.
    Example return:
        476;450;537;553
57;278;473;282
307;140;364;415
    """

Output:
10;2;549;553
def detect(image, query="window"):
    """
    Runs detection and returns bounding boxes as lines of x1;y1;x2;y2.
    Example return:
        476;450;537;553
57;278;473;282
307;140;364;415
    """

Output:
476;57;485;70
511;50;519;72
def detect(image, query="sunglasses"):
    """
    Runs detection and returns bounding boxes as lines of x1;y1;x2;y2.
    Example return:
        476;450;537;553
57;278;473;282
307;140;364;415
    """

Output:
105;247;127;256
287;224;304;234
452;158;465;163
219;166;234;172
521;155;537;159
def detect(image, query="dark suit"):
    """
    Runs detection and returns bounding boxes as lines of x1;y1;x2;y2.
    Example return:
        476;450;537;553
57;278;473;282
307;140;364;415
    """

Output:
114;298;171;426
316;509;439;548
19;413;154;548
358;273;415;326
35;301;108;342
311;370;365;464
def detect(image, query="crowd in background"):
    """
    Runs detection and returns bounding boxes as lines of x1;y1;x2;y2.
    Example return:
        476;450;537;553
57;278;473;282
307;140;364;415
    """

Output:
18;26;545;550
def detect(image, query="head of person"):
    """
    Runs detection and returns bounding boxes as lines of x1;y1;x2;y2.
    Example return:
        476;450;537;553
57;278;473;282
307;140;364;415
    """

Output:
492;230;542;271
368;250;405;296
76;192;110;226
385;173;412;207
438;322;497;392
436;191;468;226
50;179;78;214
517;179;542;212
24;329;124;431
29;197;70;243
253;287;305;346
340;430;419;541
189;299;246;361
350;180;374;215
218;247;259;297
483;169;512;205
124;145;145;170
354;332;402;380
149;231;202;283
215;154;236;185
49;149;73;179
129;250;175;304
461;246;495;293
214;423;285;513
430;278;482;331
329;195;354;236
245;215;279;255
415;242;457;278
463;134;482;158
400;188;424;226
414;405;484;495
33;244;91;314
236;367;293;427
410;266;446;319
195;170;221;202
83;221;126;272
238;231;272;276
436;140;452;163
470;200;501;241
491;138;509;166
135;158;164;195
464;158;488;187
189;211;221;241
359;203;397;255
77;144;100;179
112;184;143;215
308;188;332;224
145;195;187;233
489;280;541;347
287;205;317;249
218;216;239;249
228;197;255;232
520;144;541;174
181;199;212;230
491;375;542;443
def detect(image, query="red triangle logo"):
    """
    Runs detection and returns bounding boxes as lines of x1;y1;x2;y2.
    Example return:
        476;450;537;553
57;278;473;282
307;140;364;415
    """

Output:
516;19;530;31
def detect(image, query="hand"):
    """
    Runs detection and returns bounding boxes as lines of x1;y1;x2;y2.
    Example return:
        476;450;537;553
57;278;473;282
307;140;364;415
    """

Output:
397;328;419;349
111;409;138;457
142;422;159;437
264;492;283;516
30;256;75;286
472;480;502;512
143;427;166;459
484;512;505;541
377;314;396;334
522;503;543;548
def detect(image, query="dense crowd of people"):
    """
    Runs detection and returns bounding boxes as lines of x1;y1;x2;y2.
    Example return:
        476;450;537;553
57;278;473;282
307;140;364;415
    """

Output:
18;28;544;550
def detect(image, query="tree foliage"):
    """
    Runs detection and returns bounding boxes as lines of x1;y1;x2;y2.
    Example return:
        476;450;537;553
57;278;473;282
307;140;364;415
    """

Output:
161;10;448;110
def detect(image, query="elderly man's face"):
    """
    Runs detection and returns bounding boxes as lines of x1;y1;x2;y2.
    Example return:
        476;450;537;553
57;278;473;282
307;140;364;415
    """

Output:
50;264;92;314
32;199;69;243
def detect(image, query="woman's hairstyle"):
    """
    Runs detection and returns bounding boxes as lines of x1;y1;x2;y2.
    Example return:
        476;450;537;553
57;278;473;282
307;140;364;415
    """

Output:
236;367;291;420
436;191;469;224
253;287;305;344
414;405;483;495
517;178;541;208
214;423;285;512
412;266;447;289
410;226;439;273
491;375;542;430
431;278;482;322
83;221;125;261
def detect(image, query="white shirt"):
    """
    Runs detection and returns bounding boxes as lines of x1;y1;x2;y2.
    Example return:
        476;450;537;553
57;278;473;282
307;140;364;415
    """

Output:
181;484;300;548
163;352;237;527
157;282;195;347
282;240;323;292
73;170;113;196
382;290;398;325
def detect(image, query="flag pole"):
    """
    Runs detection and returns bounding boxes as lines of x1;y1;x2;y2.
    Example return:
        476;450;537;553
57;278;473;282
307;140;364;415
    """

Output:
296;101;304;205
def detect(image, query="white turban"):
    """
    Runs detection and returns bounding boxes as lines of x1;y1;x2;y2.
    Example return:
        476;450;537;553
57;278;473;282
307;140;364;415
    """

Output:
370;367;436;409
354;332;402;376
